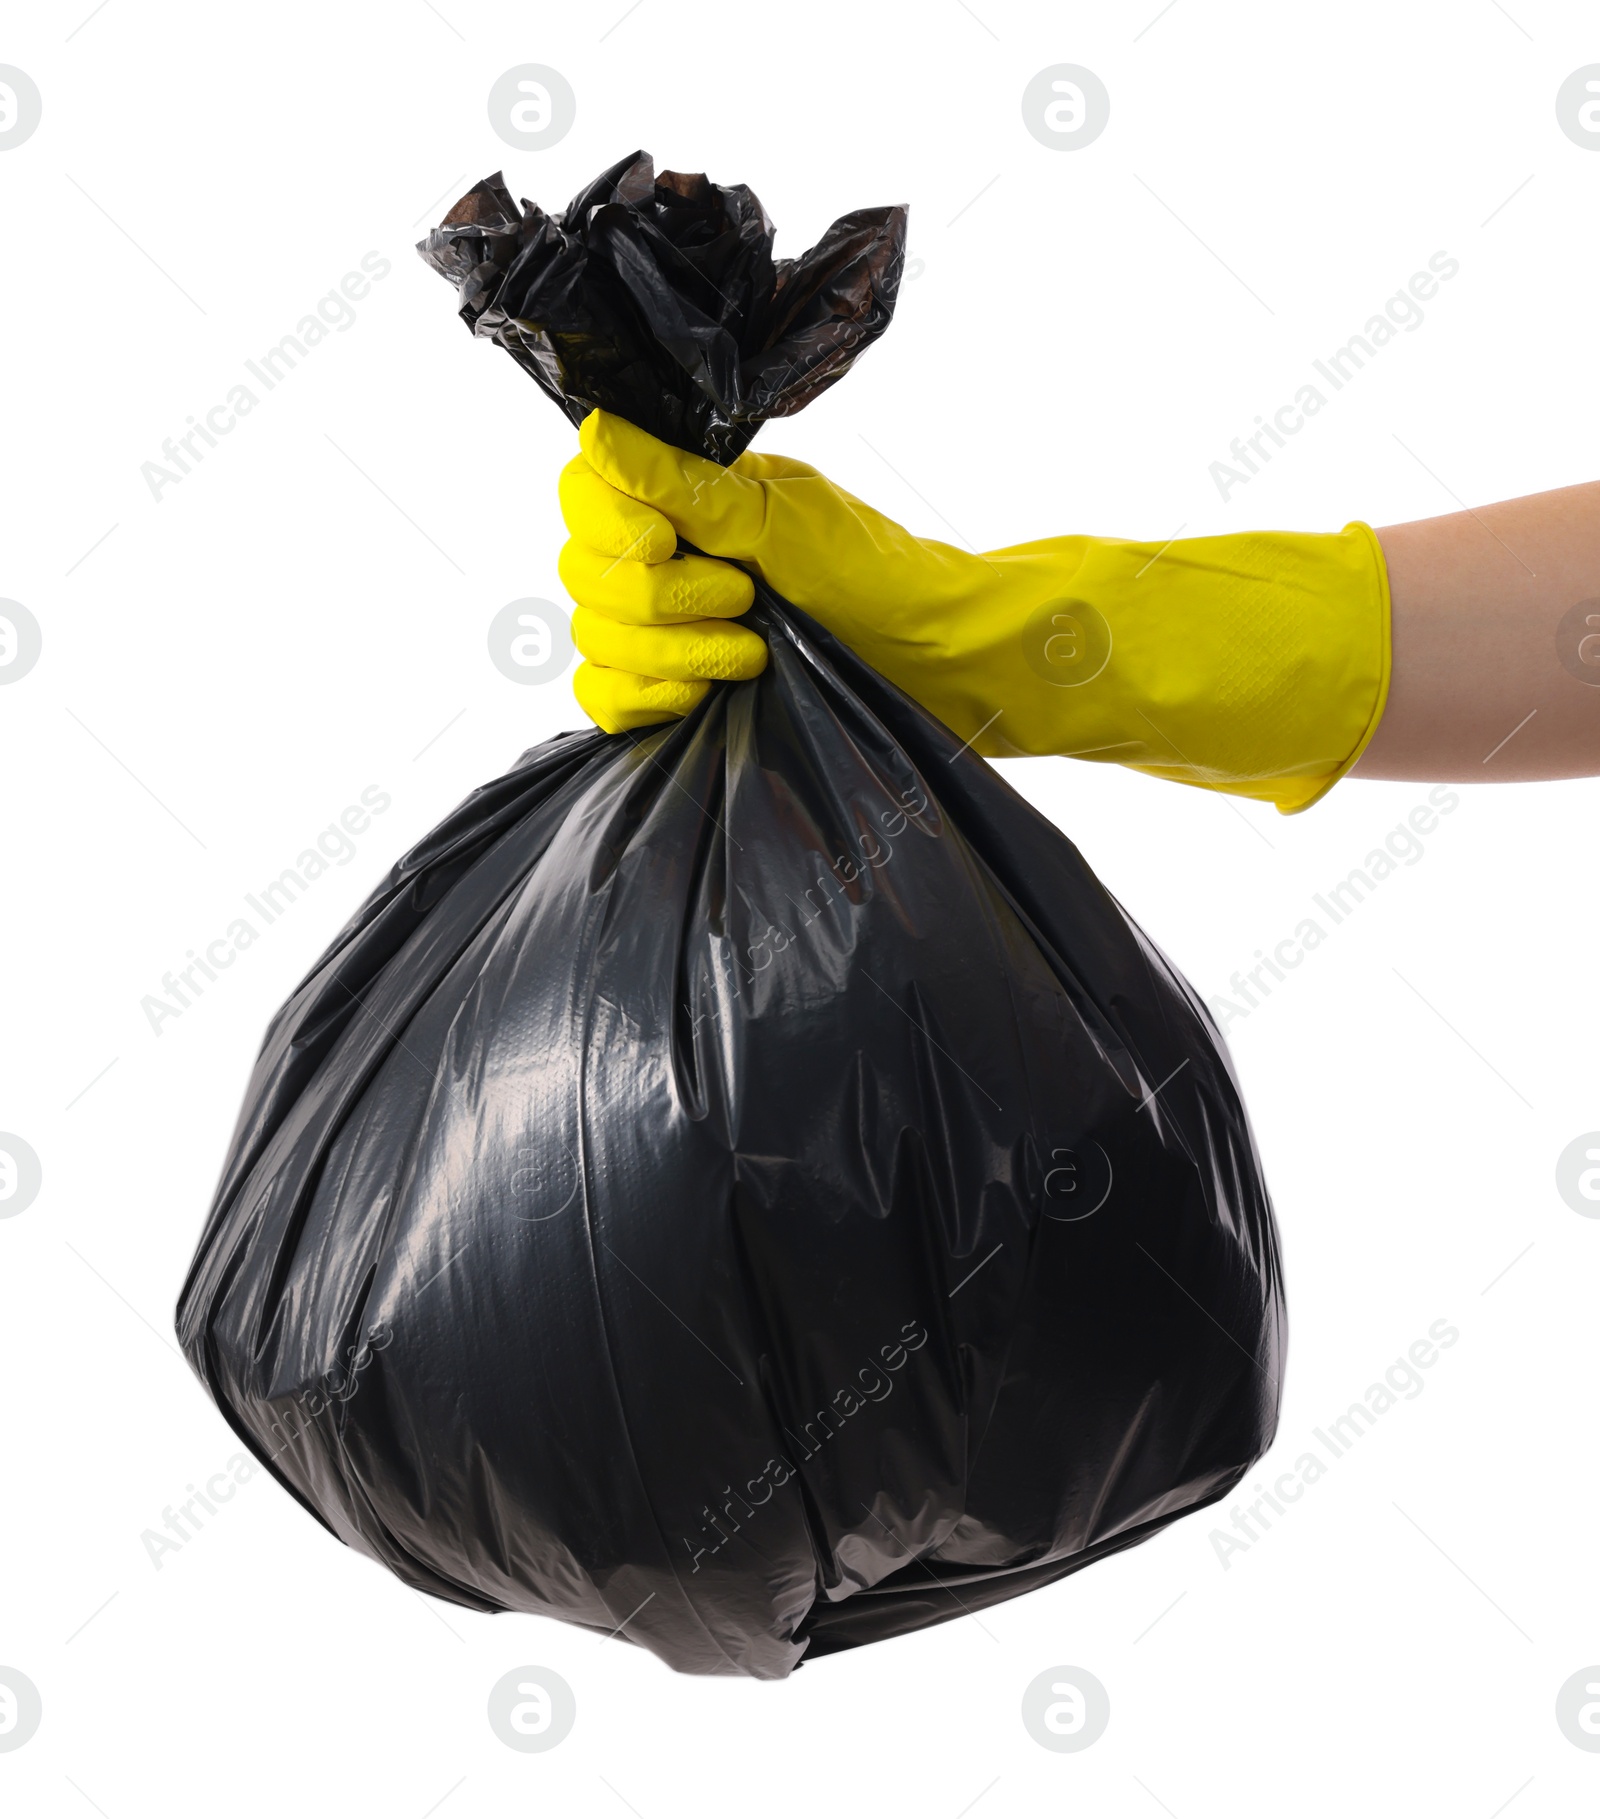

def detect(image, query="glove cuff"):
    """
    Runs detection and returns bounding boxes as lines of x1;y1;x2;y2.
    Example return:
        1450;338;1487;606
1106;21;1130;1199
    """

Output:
1269;519;1393;814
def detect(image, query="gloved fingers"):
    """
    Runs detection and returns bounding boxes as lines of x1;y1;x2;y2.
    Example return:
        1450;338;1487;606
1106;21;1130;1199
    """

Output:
572;662;711;734
559;453;679;564
579;410;775;559
732;450;822;483
572;606;768;683
558;539;755;625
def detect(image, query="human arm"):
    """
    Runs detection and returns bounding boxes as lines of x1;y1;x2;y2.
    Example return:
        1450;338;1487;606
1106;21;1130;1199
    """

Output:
559;410;1600;810
1360;481;1600;780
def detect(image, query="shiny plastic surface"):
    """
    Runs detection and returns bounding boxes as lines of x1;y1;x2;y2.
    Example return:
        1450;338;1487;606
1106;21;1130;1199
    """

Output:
177;155;1284;1676
416;151;907;464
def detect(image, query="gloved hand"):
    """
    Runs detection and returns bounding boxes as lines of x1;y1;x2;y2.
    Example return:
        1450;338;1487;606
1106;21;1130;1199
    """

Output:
559;410;1392;812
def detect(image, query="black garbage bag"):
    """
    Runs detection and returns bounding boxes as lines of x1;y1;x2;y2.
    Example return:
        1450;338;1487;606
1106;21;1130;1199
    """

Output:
177;152;1284;1679
419;153;906;463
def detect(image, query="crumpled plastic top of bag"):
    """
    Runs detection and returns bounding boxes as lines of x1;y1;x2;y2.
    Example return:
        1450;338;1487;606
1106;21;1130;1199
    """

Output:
417;149;907;463
177;152;1284;1680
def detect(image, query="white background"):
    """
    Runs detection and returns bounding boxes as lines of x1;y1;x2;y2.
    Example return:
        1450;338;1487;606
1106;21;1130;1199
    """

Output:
3;0;1599;1813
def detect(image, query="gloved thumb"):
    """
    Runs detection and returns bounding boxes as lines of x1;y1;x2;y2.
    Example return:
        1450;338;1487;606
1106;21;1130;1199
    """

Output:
579;409;768;561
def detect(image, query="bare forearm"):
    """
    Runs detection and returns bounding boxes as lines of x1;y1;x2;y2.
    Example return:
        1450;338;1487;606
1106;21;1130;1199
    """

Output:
1358;481;1600;781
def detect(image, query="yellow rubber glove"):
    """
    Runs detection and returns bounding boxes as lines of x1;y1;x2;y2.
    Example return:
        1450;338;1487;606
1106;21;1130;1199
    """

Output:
560;410;1392;813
